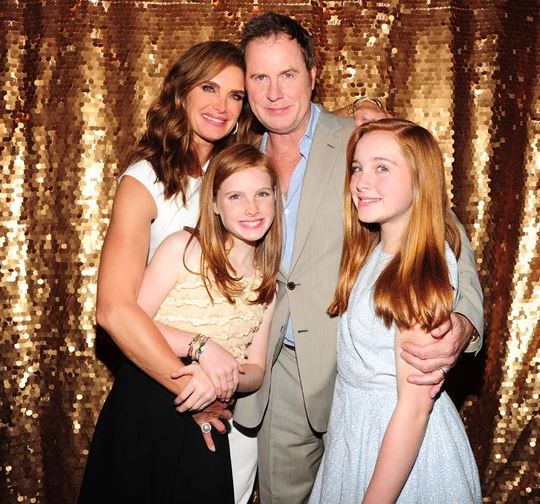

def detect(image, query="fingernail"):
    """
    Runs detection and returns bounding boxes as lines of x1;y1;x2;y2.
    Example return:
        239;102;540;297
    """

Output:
210;447;215;452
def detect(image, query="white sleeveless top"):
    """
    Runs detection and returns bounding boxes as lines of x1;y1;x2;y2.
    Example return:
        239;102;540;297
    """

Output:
119;159;203;262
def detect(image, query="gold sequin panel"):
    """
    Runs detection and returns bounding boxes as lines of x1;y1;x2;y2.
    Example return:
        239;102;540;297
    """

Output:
1;1;538;502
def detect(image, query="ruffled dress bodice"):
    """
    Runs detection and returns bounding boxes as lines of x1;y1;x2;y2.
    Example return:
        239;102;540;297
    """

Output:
155;268;266;362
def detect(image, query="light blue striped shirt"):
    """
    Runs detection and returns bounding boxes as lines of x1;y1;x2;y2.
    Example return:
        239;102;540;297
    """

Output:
260;103;321;346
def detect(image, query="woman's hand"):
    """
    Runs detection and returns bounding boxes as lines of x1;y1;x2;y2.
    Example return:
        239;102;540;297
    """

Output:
198;339;244;402
333;98;391;127
171;363;217;412
192;400;233;452
352;100;392;127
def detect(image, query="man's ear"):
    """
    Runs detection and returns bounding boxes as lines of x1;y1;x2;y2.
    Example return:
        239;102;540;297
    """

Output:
310;67;317;90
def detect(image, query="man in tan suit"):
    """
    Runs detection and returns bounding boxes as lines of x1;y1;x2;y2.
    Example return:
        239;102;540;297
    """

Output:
234;13;483;503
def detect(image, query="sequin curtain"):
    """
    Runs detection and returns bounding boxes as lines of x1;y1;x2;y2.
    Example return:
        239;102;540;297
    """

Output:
1;1;538;502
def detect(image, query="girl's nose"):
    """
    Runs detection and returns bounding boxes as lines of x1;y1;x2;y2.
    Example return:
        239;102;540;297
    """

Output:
245;200;260;215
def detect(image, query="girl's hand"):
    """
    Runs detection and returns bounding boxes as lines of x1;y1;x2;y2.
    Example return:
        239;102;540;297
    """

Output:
198;339;244;402
171;363;216;412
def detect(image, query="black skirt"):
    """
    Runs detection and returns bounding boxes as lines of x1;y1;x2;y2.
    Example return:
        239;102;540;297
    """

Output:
78;360;234;503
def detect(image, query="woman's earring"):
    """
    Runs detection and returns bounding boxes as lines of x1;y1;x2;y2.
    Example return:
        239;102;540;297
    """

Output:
231;123;239;135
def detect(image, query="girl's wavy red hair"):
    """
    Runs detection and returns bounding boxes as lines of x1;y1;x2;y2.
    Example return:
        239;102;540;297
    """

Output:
187;144;282;306
328;119;460;331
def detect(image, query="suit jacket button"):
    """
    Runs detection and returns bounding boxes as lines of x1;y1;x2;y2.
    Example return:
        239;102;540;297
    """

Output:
287;281;296;290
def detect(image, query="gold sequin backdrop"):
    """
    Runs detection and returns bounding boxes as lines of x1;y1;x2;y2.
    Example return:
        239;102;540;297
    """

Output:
1;0;538;502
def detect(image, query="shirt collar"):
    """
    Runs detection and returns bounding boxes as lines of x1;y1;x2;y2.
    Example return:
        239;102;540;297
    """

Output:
300;103;320;159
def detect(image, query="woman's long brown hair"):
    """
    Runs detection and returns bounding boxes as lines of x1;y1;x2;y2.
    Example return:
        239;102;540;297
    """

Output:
125;41;254;203
328;119;461;331
187;144;282;306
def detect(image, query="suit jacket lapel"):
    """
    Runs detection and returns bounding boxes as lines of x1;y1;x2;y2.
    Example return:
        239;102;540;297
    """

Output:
289;111;343;272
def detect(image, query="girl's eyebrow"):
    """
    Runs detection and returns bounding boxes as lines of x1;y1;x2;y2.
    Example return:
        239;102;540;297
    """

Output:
372;156;397;164
353;156;397;165
223;186;273;195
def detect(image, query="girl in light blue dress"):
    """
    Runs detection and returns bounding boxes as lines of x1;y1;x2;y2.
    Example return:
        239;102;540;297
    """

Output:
310;119;481;503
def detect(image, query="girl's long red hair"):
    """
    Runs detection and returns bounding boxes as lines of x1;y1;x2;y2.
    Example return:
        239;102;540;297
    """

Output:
187;143;282;306
328;119;460;331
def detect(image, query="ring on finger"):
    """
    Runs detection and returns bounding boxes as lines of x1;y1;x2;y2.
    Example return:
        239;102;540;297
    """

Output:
226;378;233;383
200;422;212;434
439;367;448;380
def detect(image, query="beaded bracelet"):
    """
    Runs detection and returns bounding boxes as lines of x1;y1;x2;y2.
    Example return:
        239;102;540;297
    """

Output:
188;334;209;362
194;337;208;362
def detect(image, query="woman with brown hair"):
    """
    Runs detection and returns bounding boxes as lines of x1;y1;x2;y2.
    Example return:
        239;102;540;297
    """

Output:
79;43;266;503
310;119;481;503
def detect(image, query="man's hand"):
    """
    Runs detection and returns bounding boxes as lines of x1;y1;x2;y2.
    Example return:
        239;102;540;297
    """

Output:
192;400;233;452
171;363;216;412
198;339;243;402
400;313;474;398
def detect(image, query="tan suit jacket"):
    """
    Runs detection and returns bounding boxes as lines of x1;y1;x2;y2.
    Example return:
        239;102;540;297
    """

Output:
234;108;483;433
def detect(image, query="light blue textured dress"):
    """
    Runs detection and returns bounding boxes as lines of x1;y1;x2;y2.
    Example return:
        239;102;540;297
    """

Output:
310;244;481;503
